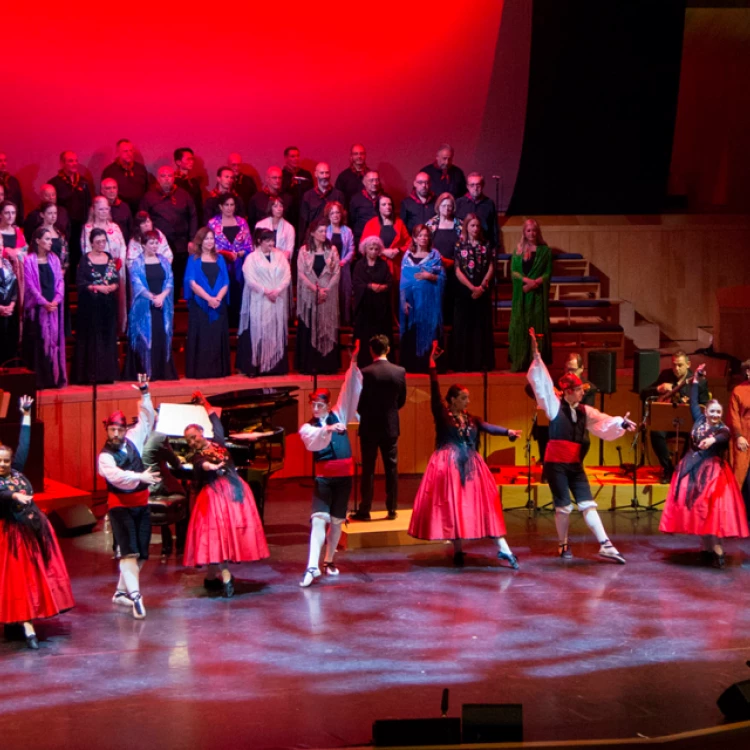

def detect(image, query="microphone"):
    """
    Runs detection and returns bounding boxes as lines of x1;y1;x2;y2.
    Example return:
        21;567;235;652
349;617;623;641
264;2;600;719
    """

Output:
491;174;502;180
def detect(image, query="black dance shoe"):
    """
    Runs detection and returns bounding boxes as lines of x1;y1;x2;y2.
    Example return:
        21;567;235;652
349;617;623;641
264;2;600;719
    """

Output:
453;551;465;567
386;511;398;520
203;577;223;592
497;551;520;570
349;510;371;521
713;552;726;569
222;576;235;598
26;634;40;650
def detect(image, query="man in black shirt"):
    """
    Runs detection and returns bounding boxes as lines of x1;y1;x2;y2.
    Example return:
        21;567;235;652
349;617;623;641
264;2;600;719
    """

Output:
298;162;345;241
0;152;24;221
23;184;71;242
140;166;197;285
174;147;204;225
48;150;93;269
456;172;499;248
348;170;381;247
421;143;467;198
228;152;257;210
643;350;709;483
101;139;151;216
400;172;435;233
203;166;247;220
334;143;369;205
246;166;292;229
281;146;313;231
101;177;133;244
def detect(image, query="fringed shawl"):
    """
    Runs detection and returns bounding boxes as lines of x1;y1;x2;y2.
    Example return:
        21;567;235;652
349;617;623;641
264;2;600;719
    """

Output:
128;255;174;377
297;246;340;357
23;252;67;386
399;249;445;357
239;249;291;372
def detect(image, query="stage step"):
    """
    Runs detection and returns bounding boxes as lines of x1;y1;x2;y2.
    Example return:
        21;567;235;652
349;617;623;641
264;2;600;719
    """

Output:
342;510;440;549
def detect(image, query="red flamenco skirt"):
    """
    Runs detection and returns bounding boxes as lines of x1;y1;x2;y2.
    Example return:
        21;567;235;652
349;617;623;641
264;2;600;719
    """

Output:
659;457;749;538
183;476;270;566
408;447;507;540
0;518;75;624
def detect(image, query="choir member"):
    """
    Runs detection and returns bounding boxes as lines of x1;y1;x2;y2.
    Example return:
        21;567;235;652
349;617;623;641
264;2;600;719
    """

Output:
247;166;292;229
421;143;467;198
256;196;295;262
23;184;71;244
0;152;24;220
227;152;257;210
127;211;173;267
400;172;435;234
0;253;18;364
101;139;151;215
174;147;204;224
0;201;28;298
100;177;134;244
334;143;369;204
349;170;381;247
456;173;498;249
204;166;247;220
324;201;354;325
299;162;345;241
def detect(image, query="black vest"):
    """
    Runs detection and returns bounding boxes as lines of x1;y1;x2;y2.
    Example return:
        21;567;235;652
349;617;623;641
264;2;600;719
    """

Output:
310;413;352;463
549;402;588;444
101;438;147;493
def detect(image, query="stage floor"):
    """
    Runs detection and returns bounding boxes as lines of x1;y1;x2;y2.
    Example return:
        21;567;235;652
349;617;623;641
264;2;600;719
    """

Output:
2;477;750;750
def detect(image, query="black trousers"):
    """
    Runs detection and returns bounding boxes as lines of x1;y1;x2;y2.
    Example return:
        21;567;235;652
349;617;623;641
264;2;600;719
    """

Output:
359;434;399;514
546;462;593;508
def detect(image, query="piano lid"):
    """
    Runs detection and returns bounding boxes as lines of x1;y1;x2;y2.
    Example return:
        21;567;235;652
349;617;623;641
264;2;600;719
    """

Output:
194;385;298;410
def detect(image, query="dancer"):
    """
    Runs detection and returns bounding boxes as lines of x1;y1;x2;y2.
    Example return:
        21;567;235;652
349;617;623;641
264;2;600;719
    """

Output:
98;375;160;619
298;341;362;587
408;342;521;568
1;396;74;649
527;328;635;563
183;392;270;598
727;359;750;518
659;364;749;567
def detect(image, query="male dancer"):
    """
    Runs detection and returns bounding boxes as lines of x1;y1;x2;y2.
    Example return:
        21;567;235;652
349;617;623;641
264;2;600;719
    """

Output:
98;375;160;618
527;329;636;563
728;359;750;519
298;342;362;587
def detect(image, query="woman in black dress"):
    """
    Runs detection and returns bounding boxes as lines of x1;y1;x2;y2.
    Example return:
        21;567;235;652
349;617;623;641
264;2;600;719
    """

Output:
425;192;461;325
72;228;120;384
123;231;177;381
184;227;231;379
296;219;341;374
452;214;495;372
352;236;393;368
0;254;19;365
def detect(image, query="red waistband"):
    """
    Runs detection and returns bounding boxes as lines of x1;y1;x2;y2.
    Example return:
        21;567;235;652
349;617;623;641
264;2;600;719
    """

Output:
108;488;150;509
315;458;354;478
545;440;582;463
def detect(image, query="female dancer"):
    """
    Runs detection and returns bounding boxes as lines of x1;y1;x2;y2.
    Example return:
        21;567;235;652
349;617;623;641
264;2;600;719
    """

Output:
183;392;270;597
659;364;749;567
1;397;74;648
408;342;521;568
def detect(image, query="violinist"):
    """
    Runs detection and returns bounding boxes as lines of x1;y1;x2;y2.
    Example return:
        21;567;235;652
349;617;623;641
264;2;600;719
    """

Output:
643;351;708;484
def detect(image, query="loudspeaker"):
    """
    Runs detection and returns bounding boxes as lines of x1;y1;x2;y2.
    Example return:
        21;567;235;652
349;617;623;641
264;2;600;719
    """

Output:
0;420;44;493
588;350;617;394
718;680;750;720
0;368;37;422
48;506;97;537
633;349;661;394
372;718;461;747
462;703;523;743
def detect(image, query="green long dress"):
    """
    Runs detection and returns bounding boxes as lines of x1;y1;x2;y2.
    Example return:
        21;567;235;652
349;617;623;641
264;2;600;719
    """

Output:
508;244;552;372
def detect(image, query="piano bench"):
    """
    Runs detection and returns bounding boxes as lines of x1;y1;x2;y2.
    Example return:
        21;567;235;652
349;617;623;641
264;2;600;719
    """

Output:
148;495;189;557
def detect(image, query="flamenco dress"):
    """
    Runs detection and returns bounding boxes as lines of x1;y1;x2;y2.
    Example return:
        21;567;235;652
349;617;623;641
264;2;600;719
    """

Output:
659;383;749;539
0;424;74;625
408;368;508;540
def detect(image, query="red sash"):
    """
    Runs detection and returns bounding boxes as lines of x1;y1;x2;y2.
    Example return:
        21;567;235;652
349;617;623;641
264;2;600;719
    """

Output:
545;440;582;464
108;488;150;509
315;458;354;478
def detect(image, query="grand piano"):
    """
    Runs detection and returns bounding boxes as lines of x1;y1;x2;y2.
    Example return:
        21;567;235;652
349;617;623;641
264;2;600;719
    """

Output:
167;385;298;521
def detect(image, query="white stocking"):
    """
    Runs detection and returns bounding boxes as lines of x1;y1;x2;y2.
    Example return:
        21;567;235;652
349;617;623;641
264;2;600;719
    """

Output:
555;506;572;545
219;563;232;583
119;557;140;596
325;520;344;563
23;622;36;637
307;516;328;570
496;537;512;555
581;506;608;545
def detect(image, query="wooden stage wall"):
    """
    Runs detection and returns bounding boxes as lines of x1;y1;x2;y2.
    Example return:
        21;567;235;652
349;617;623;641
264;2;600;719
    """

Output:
37;370;729;492
501;214;750;343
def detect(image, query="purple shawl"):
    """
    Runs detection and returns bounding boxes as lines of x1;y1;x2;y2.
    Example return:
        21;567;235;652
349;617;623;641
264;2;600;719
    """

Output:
23;252;67;386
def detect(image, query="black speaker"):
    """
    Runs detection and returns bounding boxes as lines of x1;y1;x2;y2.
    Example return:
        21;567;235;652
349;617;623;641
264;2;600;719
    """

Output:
0;420;44;493
462;703;523;743
588;350;617;394
373;718;461;747
718;680;750;720
0;368;37;422
633;349;661;394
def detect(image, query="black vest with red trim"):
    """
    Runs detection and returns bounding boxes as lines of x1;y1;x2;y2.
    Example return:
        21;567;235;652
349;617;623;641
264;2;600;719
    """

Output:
101;438;148;494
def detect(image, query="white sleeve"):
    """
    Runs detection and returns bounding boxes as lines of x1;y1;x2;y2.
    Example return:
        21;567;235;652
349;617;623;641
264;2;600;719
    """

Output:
584;406;627;441
299;423;332;452
125;392;155;453
527;357;560;421
98;452;146;490
333;361;363;425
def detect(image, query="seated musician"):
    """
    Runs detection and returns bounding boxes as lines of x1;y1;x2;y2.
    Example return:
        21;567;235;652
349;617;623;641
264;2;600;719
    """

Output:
182;391;269;598
525;352;597;480
642;350;709;483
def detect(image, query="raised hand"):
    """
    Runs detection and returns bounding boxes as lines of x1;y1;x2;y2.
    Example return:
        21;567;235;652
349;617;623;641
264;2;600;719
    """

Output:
529;328;540;359
19;395;34;414
351;339;360;364
621;411;637;431
508;429;523;438
132;374;150;392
